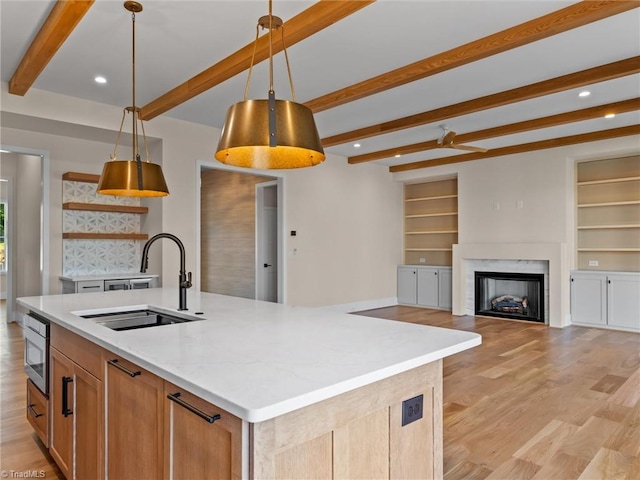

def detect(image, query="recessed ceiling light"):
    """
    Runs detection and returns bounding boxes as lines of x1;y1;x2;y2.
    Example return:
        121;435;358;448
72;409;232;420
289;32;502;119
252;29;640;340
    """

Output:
578;90;591;97
394;154;402;158
94;76;107;84
604;113;616;119
353;143;361;148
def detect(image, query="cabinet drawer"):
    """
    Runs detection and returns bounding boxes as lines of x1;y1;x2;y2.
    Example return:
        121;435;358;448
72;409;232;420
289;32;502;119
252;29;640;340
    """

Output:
27;378;49;446
51;323;104;380
77;280;104;293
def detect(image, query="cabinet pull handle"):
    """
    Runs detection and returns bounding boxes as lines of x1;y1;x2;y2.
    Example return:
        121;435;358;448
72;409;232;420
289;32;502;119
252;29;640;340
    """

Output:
167;392;221;424
28;403;43;418
82;285;101;289
107;359;141;377
62;376;73;417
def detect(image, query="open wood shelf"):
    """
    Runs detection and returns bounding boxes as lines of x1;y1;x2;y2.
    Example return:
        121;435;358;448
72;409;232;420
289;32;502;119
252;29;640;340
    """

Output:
576;155;640;272
62;172;101;183
578;200;640;208
577;176;640;186
578;225;640;230
63;233;149;240
405;212;458;218
405;248;453;252
405;194;458;202
62;172;149;245
63;202;148;214
404;178;458;266
577;248;640;252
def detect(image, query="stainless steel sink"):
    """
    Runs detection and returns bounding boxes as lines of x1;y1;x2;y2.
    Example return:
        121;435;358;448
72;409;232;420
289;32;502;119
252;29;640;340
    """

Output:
81;309;204;331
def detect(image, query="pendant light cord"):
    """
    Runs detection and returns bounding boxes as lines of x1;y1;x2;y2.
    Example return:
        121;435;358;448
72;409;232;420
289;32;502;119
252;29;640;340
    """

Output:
268;0;274;93
242;0;296;101
131;9;139;162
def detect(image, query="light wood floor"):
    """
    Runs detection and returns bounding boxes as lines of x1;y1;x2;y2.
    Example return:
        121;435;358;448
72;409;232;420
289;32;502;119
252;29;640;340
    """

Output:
356;306;640;480
0;301;63;478
1;303;638;479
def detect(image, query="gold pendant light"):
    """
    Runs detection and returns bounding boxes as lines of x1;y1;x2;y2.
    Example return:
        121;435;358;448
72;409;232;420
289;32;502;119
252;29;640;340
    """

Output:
97;1;169;197
215;1;325;169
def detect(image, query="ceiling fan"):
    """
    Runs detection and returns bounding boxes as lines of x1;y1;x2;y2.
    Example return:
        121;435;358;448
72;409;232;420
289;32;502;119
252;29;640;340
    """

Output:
437;126;488;153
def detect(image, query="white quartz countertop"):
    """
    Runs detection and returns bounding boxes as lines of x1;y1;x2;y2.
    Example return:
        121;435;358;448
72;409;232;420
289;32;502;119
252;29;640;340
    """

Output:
17;289;481;423
59;273;160;282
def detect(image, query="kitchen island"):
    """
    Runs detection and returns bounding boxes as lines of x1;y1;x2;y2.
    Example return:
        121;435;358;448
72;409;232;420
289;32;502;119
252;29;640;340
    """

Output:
18;288;480;479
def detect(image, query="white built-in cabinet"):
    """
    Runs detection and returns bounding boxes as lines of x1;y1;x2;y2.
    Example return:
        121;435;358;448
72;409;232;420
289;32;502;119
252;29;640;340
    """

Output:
570;270;640;332
397;266;452;310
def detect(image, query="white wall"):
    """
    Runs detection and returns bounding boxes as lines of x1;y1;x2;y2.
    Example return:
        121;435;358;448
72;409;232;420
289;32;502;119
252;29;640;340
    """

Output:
1;84;403;308
286;153;402;306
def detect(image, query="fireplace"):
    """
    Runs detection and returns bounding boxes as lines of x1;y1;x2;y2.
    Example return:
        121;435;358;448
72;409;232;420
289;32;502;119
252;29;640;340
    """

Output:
475;271;545;323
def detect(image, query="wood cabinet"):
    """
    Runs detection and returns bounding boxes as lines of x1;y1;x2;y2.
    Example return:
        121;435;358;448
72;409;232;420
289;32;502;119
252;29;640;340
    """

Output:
49;348;73;479
570;270;640;332
46;324;447;479
164;382;243;480
398;265;452;309
404;178;458;266
576;155;640;271
49;345;103;480
105;354;164;480
251;361;442;480
26;378;48;447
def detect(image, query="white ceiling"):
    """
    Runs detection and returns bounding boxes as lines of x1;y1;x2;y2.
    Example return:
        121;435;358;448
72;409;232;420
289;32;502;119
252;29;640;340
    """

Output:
1;0;639;168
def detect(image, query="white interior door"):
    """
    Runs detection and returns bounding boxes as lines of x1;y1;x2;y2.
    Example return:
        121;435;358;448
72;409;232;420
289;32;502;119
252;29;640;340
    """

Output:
257;184;278;302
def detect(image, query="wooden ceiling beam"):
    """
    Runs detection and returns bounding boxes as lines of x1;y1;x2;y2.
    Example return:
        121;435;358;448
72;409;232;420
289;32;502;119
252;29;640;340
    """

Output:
306;1;639;113
323;56;640;147
8;0;94;96
139;0;375;121
348;98;640;164
389;125;640;172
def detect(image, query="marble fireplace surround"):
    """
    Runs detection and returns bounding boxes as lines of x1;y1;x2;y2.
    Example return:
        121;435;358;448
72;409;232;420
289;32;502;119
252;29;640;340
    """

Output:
452;243;569;328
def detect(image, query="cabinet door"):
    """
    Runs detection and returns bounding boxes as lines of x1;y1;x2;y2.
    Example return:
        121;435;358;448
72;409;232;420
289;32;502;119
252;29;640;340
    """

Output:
50;348;74;480
607;274;640;331
164;383;243;480
397;267;417;305
438;268;452;309
106;355;164;480
75;365;103;480
570;274;607;325
417;268;439;307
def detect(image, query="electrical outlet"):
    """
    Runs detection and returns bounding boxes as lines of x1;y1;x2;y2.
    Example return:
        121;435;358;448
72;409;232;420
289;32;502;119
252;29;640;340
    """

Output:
589;260;599;267
419;257;426;263
401;394;424;426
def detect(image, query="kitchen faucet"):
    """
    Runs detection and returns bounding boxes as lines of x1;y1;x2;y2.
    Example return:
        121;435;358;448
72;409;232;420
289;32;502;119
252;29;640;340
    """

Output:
141;233;192;311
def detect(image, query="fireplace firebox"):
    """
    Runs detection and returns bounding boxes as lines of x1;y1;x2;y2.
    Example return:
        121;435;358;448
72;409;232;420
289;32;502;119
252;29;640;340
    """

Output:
474;271;545;323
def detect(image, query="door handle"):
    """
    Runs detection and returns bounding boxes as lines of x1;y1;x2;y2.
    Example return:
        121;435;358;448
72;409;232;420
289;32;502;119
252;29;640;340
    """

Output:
28;403;43;418
62;376;73;417
264;263;272;268
167;392;221;424
107;359;141;378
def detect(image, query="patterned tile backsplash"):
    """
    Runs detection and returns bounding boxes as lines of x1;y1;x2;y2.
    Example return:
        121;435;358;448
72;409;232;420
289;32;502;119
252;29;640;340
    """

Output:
62;179;143;276
63;240;140;276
